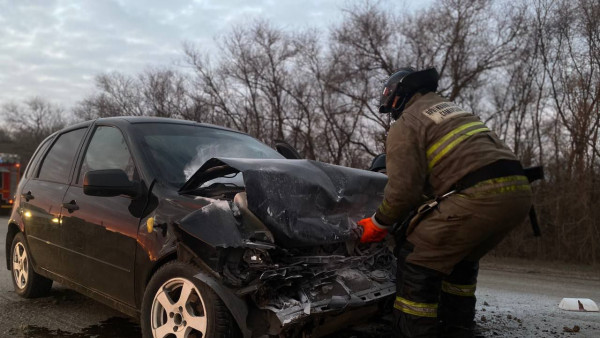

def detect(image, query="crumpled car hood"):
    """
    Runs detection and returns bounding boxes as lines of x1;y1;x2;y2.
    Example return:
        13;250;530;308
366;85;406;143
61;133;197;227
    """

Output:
180;158;388;247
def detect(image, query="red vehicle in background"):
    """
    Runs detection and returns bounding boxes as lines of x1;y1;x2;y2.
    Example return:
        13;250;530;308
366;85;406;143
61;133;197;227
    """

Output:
0;153;20;211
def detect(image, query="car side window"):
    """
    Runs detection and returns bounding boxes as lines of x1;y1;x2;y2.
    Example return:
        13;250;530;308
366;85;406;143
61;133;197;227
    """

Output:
78;126;136;185
24;138;52;179
38;128;87;183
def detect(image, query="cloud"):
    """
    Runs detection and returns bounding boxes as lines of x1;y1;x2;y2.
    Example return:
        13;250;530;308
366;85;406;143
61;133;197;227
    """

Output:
0;0;427;110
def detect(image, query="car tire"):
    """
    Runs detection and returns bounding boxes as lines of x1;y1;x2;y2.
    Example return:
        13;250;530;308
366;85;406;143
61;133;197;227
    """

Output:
141;261;241;338
10;232;53;298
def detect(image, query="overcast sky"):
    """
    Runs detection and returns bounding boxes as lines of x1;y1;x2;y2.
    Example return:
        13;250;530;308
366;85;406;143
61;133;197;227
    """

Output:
0;0;428;110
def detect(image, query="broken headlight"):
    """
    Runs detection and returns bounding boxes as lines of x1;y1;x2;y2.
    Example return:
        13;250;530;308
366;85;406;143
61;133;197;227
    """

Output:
243;248;271;266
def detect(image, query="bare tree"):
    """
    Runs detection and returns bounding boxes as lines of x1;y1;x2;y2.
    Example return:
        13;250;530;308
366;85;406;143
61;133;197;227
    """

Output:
0;97;67;165
139;68;193;118
490;0;600;264
1;97;65;143
74;68;196;120
328;2;399;157
404;0;527;106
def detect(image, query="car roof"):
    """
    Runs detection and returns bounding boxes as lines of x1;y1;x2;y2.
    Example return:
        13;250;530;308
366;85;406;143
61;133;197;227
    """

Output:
99;116;238;132
52;116;242;136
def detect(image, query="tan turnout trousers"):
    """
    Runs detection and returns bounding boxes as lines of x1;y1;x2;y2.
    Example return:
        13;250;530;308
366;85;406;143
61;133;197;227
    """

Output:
405;182;532;274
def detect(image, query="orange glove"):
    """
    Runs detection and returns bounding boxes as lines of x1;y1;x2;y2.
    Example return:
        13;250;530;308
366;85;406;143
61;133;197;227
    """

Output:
357;216;389;243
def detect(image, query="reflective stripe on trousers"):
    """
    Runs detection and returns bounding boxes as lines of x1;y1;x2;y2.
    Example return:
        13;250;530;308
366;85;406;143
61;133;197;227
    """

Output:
461;175;531;197
394;296;438;318
441;281;476;297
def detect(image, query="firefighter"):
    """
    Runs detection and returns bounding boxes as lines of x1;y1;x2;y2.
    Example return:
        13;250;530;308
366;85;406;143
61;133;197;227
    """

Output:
356;67;533;337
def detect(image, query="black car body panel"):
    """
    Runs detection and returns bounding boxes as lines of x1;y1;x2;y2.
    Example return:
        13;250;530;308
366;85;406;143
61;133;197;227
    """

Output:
178;199;245;248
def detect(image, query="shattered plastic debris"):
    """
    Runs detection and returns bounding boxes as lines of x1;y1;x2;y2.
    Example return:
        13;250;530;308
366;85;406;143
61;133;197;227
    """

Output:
559;298;599;312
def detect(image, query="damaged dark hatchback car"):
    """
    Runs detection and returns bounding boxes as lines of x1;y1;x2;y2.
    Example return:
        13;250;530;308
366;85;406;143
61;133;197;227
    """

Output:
6;117;396;338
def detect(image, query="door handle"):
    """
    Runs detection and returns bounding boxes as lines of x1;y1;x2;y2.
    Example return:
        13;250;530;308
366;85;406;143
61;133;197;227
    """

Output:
62;200;79;212
21;191;34;201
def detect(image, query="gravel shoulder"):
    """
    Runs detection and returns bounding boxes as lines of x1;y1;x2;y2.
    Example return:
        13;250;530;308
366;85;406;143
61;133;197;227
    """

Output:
475;267;600;337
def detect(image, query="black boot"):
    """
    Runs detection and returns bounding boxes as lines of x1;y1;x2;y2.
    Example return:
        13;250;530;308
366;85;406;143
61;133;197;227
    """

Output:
439;260;479;338
393;241;444;338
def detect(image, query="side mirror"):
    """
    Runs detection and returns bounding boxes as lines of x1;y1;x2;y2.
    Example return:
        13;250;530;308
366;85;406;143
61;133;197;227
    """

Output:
274;139;303;159
83;169;140;198
369;153;386;173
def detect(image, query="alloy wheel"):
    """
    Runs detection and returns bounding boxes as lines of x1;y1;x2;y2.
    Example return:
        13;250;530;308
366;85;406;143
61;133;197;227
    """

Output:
12;242;29;290
150;277;208;338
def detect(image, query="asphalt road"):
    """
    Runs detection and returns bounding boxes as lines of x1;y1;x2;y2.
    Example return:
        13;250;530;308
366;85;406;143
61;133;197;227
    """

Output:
0;215;141;337
1;215;599;337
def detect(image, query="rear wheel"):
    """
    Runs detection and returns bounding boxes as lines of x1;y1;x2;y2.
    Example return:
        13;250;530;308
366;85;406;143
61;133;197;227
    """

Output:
11;232;53;298
141;261;240;338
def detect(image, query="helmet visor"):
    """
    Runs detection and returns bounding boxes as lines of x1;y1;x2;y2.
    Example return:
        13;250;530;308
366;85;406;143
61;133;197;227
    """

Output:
379;83;397;114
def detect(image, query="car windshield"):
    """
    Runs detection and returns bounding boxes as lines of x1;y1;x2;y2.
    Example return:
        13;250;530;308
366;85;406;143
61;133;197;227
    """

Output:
134;123;284;187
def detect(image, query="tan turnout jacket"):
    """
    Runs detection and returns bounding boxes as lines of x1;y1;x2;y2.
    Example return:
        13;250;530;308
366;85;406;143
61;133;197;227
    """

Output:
375;92;518;225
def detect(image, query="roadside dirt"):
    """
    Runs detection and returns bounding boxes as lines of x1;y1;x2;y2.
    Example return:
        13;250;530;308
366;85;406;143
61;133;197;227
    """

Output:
473;257;600;337
1;216;599;337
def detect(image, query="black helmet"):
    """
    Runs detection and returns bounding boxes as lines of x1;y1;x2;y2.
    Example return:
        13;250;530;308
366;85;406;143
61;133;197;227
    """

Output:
369;153;386;173
379;67;439;120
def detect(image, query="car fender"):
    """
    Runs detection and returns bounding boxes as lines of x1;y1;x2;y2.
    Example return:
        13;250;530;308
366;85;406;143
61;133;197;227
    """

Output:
5;211;25;270
192;271;252;338
177;200;244;249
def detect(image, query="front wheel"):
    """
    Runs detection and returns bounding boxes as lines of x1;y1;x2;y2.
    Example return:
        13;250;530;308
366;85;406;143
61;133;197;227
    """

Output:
11;232;53;298
141;261;240;338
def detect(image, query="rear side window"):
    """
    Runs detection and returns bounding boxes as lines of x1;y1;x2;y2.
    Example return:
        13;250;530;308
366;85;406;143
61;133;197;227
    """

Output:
78;126;136;184
38;128;87;183
24;138;52;179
